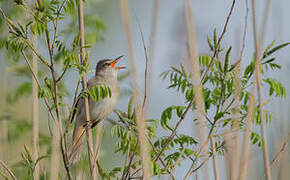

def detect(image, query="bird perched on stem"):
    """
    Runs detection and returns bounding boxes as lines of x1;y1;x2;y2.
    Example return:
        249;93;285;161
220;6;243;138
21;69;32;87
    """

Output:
68;56;125;164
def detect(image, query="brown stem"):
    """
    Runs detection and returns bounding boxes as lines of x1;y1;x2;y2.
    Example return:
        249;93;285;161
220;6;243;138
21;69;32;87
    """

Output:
252;0;272;179
31;36;39;180
238;91;256;180
135;16;149;113
120;0;152;178
77;0;97;179
261;142;287;180
210;136;219;180
123;140;139;180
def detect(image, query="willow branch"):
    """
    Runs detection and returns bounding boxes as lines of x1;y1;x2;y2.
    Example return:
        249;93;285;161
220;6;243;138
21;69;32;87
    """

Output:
154;0;236;163
200;0;236;82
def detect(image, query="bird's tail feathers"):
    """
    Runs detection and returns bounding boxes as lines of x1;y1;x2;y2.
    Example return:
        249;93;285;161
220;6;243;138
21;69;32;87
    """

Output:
68;124;86;165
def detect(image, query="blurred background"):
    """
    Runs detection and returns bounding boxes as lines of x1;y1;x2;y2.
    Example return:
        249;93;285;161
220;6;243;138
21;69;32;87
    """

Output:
0;0;289;179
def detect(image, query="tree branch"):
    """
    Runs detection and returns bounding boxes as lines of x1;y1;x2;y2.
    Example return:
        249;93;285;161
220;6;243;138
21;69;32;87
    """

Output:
77;0;97;179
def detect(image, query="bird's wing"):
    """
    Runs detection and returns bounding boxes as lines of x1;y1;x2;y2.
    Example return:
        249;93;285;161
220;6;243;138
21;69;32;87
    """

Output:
70;76;105;123
70;94;84;123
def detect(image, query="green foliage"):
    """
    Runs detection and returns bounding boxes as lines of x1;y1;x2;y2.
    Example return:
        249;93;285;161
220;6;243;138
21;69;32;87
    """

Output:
88;85;112;103
263;78;286;97
159;29;289;170
161;106;185;130
6;82;31;104
250;132;263;147
21;145;48;177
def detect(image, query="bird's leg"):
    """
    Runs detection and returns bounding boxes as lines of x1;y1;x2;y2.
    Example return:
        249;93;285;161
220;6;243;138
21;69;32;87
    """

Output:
82;119;102;129
91;120;102;128
83;120;92;129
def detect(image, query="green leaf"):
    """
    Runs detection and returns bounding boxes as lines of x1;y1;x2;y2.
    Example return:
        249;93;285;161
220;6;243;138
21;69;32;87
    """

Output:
263;42;290;59
207;35;214;51
224;46;232;74
263;78;286;98
128;96;134;119
213;28;217;48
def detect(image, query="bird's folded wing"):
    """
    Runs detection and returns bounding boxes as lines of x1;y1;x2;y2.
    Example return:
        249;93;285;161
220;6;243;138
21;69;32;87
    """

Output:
71;76;106;123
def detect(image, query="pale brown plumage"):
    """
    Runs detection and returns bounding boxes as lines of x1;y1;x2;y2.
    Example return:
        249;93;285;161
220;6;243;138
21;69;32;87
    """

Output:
68;57;124;164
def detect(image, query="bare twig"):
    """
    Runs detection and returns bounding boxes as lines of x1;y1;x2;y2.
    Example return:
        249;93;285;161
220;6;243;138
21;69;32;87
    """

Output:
77;0;97;179
134;15;149;113
56;63;69;83
184;156;211;180
261;142;287;180
123;140;139;180
252;1;272;179
21;51;57;122
120;0;152;178
237;0;249;65
31;35;40;180
0;159;17;180
146;0;160;112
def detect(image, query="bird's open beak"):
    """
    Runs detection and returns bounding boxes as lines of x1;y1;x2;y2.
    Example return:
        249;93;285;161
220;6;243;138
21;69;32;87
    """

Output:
111;55;126;70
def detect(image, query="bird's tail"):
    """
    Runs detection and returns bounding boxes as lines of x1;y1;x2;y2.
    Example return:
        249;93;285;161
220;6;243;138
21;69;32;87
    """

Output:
68;122;86;165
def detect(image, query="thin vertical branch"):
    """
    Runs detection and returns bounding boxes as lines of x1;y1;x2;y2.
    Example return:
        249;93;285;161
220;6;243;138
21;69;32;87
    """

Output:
184;0;208;179
252;1;272;179
145;0;160;112
210;136;219;180
32;36;40;180
231;0;249;178
49;124;60;180
134;16;149;112
78;0;97;179
120;0;152;178
238;92;256;180
94;123;103;176
233;0;249;179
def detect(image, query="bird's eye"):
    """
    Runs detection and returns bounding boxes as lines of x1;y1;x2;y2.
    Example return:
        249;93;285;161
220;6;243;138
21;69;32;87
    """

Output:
104;63;110;66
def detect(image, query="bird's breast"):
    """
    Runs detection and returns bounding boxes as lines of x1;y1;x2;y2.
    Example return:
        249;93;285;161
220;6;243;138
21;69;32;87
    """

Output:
89;85;119;122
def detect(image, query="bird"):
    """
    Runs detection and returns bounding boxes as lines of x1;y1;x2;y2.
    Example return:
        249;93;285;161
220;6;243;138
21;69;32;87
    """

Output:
68;56;125;164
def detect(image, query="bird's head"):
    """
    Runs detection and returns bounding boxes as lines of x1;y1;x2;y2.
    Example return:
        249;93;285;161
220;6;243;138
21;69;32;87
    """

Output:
95;56;125;78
